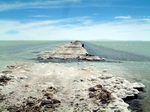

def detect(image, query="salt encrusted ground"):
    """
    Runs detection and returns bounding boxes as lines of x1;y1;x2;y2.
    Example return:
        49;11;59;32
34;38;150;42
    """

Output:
0;62;144;112
38;41;105;61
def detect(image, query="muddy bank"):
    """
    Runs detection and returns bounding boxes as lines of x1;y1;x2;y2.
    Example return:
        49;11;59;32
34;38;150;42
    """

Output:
0;63;145;112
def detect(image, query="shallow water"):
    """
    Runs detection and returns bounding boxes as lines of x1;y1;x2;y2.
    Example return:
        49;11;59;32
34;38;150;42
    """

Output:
0;41;150;111
83;41;150;112
0;41;67;70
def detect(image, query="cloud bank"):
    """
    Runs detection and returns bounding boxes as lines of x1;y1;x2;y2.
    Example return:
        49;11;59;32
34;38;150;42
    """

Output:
0;16;150;40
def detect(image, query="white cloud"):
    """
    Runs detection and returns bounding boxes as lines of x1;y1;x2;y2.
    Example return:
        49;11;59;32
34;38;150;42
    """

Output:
31;15;51;18
0;0;81;11
114;16;132;19
0;0;124;12
0;17;150;40
64;0;80;2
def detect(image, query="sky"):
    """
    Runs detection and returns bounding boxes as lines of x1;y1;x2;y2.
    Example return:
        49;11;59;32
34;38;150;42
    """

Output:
0;0;150;40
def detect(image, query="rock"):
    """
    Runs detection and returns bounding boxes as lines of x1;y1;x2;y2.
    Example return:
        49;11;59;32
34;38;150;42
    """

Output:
98;91;111;102
7;65;15;69
37;56;43;60
25;84;29;87
41;99;53;106
47;86;57;93
89;92;95;98
26;98;36;106
82;44;84;48
79;98;84;101
100;75;112;79
15;103;21;108
102;69;107;73
19;76;28;80
1;70;12;74
0;93;6;103
2;110;9;112
40;99;60;106
88;85;112;105
79;55;103;61
51;99;61;104
80;79;84;82
44;92;53;99
88;87;97;92
132;82;145;91
95;84;102;89
90;78;97;81
0;75;11;85
92;107;100;112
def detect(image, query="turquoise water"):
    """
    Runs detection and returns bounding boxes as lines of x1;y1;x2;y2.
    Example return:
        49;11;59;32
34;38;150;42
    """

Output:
85;41;150;112
0;41;67;70
0;41;150;111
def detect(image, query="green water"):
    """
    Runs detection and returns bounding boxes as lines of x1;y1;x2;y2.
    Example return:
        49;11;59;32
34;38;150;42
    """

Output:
91;41;150;57
87;41;150;112
0;41;150;111
0;41;67;70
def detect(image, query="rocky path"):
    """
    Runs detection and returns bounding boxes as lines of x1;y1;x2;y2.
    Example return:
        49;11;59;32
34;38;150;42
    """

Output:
38;41;105;61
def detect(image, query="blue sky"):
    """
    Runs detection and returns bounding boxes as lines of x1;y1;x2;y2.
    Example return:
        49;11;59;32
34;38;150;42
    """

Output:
0;0;150;40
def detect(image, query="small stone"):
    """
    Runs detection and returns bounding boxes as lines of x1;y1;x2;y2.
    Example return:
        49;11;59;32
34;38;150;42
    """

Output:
41;100;53;106
73;80;78;82
2;70;12;74
44;92;53;96
0;75;11;85
7;65;15;69
51;99;61;104
75;103;79;106
89;92;95;98
15;103;21;108
114;110;121;112
27;99;35;105
102;69;107;73
25;84;29;87
91;78;97;81
80;79;84;82
19;76;28;79
70;101;74;106
95;84;102;88
93;107;99;112
88;87;97;92
80;98;84;101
